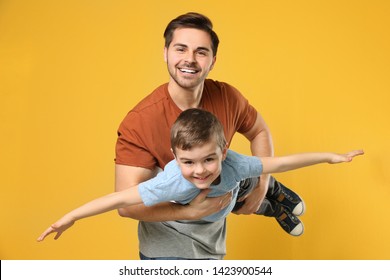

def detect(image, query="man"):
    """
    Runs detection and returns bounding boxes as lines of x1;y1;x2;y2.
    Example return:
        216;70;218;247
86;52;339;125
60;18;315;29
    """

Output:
115;12;304;260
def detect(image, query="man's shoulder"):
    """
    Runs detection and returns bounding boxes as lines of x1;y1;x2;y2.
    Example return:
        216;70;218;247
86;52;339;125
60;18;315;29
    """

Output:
132;83;169;113
120;83;172;124
204;79;242;98
205;79;229;90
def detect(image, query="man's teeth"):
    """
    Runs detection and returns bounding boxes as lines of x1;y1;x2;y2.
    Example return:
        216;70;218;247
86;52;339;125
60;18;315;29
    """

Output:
180;68;197;73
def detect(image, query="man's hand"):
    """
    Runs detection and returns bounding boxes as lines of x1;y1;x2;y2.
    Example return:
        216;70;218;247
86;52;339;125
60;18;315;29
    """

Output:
233;175;269;215
185;189;233;220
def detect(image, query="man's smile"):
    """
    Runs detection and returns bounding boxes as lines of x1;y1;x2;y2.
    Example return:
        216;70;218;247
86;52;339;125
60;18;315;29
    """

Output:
178;67;199;74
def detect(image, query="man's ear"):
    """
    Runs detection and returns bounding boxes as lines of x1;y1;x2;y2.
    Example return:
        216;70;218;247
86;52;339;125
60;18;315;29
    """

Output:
209;56;217;71
164;47;168;62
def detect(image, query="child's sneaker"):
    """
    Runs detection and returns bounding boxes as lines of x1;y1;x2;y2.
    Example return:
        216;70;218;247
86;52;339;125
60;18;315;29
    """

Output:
255;199;304;236
275;206;304;236
267;177;306;216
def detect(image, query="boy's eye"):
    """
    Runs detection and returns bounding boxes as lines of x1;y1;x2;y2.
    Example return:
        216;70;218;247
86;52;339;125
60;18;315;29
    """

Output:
205;158;215;163
184;161;193;165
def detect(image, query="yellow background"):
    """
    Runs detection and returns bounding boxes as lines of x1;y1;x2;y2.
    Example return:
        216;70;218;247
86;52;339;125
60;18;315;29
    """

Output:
1;0;389;260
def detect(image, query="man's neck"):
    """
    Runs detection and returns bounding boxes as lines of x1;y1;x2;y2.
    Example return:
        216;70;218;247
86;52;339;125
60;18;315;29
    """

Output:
168;81;204;110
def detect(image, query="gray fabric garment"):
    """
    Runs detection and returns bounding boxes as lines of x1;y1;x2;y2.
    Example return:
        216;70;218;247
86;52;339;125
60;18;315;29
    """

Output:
138;219;226;260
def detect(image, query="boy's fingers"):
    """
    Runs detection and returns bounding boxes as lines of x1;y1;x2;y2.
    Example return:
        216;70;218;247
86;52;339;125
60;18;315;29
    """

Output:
37;232;48;242
350;149;364;157
346;150;364;161
355;149;364;156
54;232;62;240
37;226;56;242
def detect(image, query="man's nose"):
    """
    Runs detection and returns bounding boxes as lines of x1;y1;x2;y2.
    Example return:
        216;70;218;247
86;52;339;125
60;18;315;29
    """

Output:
184;52;196;63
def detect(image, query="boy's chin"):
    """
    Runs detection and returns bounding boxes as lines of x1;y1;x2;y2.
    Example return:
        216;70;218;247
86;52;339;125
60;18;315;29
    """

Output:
193;183;211;190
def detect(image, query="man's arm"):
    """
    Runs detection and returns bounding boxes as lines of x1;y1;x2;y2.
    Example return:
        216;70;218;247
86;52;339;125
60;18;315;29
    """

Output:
115;164;232;221
234;112;274;214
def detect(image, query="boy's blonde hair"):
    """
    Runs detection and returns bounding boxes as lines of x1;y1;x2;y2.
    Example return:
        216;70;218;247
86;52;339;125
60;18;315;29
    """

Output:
170;109;227;154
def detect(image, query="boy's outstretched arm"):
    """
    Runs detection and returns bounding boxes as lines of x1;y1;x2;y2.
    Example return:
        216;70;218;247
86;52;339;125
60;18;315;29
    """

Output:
37;186;142;242
261;150;364;174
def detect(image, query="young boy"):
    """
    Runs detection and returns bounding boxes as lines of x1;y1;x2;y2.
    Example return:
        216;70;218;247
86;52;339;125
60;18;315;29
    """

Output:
37;109;363;241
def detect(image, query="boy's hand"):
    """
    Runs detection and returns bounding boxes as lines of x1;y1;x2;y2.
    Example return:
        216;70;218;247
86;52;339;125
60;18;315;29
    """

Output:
37;215;75;242
329;150;364;164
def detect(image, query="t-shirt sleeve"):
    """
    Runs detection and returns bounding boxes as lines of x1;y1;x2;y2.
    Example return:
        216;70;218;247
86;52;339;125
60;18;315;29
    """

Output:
225;150;263;179
223;82;258;135
138;173;176;206
138;162;201;206
115;110;157;168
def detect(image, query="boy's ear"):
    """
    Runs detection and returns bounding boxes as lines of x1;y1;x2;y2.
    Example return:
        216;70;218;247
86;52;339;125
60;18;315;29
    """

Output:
171;148;177;160
222;144;228;160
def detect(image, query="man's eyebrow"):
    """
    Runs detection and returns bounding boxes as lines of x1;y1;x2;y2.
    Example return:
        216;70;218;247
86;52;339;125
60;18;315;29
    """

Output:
172;43;211;52
173;43;188;48
196;47;211;52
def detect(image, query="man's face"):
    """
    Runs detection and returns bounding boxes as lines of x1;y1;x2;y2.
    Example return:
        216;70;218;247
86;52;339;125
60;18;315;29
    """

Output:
164;28;216;90
173;140;227;190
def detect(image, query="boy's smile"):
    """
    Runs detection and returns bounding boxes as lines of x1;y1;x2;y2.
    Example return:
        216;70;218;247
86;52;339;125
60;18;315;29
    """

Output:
174;141;227;190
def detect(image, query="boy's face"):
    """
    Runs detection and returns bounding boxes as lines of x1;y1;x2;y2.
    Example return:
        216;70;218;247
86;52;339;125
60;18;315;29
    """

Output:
173;140;227;190
164;28;216;90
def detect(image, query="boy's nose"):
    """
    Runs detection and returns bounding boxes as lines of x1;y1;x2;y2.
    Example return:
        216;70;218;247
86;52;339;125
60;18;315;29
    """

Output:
194;163;206;174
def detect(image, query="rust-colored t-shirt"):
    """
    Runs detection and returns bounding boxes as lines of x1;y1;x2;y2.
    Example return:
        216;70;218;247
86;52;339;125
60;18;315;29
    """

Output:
115;79;257;169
